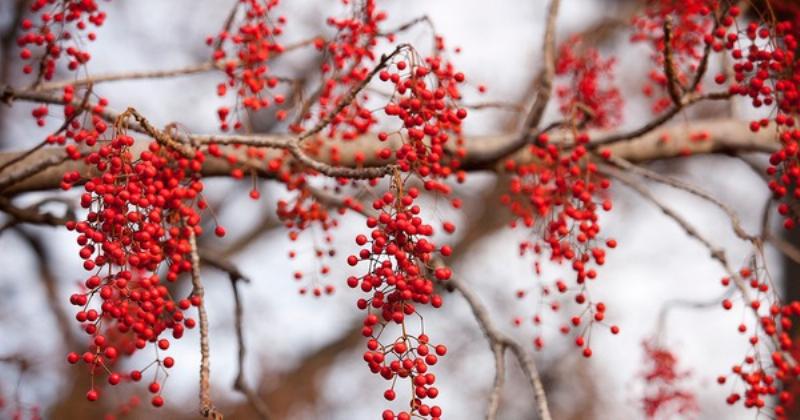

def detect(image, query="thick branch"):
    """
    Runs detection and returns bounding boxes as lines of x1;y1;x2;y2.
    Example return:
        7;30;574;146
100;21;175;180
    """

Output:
0;118;779;195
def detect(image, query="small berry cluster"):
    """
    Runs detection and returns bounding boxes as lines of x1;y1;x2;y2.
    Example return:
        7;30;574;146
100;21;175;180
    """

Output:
346;186;449;420
63;129;208;408
716;264;800;418
210;0;287;131
18;0;107;80
554;36;623;129
277;179;339;297
30;85;108;150
640;340;698;419
631;0;716;113
503;133;617;357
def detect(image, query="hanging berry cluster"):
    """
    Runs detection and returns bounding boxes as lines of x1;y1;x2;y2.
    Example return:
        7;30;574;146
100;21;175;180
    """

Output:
707;4;800;230
630;0;716;113
277;180;339;297
346;182;450;420
293;0;386;139
713;262;800;419
210;0;287;131
62;119;208;408
502;133;617;357
376;41;469;186
640;340;698;419
18;0;108;81
554;36;623;129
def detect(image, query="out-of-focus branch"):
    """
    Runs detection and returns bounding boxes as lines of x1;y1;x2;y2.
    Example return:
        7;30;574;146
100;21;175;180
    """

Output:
468;0;561;166
588;91;732;148
486;342;506;420
521;0;560;132
198;248;272;418
599;163;794;365
445;272;552;420
605;155;757;242
0;196;73;227
661;16;683;106
599;163;749;297
12;227;78;348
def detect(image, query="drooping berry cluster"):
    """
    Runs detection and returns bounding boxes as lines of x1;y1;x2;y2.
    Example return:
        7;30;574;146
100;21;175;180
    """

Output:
631;0;716;113
210;0;287;131
63;130;207;408
715;263;800;418
18;0;108;81
640;340;698;419
291;0;386;138
277;178;339;297
346;186;450;420
554;36;623;129
709;5;800;229
376;42;469;186
502;133;617;357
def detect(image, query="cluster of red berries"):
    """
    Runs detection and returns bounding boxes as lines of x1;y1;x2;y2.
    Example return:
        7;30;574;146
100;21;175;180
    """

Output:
292;0;386;138
0;381;42;420
640;340;698;419
554;35;623;129
62;131;208;407
18;0;107;80
631;0;716;113
376;43;468;186
502;133;617;357
708;5;800;229
29;85;108;150
207;139;342;295
210;0;287;131
715;264;800;418
278;181;339;297
346;186;450;420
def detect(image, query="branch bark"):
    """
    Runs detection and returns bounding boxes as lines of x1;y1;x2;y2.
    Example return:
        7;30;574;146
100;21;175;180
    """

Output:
0;117;778;195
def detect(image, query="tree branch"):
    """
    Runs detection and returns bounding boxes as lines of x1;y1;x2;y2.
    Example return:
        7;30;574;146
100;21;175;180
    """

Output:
189;231;223;419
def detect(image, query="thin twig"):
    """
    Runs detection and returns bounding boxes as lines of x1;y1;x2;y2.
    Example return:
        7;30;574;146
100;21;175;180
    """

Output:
661;16;683;106
229;274;273;420
599;163;795;365
189;231;223;420
605;155;757;242
297;43;410;143
588;90;731;148
467;0;561;166
35;37;317;92
446;273;552;420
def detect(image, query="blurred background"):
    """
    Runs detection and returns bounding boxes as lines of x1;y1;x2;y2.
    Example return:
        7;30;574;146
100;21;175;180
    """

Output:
0;0;786;419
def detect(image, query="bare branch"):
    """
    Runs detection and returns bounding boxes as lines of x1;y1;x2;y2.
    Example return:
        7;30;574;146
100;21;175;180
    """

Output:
226;265;273;420
588;91;732;148
445;273;552;420
605;155;757;242
189;231;223;420
486;343;506;420
467;0;561;166
34;37;318;92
